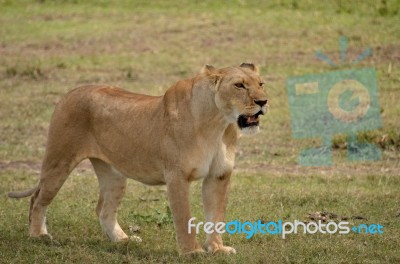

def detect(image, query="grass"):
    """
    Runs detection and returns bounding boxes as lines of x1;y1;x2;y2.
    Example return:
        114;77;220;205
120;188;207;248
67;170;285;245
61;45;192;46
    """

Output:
1;170;399;263
0;0;399;263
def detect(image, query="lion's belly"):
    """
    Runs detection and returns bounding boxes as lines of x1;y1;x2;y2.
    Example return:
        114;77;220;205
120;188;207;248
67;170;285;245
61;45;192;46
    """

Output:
101;140;233;184
108;162;165;185
129;171;165;185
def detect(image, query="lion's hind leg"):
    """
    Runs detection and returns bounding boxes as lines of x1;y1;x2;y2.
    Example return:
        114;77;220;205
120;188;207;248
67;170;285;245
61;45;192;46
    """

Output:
90;158;128;242
29;156;80;238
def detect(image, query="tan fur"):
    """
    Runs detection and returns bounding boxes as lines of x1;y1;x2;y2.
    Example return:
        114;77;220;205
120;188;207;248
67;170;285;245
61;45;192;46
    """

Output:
8;64;268;255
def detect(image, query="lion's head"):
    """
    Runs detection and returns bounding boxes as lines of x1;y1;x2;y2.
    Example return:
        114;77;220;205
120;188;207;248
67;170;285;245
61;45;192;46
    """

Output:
202;63;269;135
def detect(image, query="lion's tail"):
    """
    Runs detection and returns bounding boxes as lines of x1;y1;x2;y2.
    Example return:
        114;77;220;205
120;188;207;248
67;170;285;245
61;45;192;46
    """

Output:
8;186;38;199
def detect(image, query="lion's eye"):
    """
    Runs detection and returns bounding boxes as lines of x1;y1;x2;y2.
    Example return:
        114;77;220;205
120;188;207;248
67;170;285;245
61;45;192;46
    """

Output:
235;83;245;89
260;82;264;87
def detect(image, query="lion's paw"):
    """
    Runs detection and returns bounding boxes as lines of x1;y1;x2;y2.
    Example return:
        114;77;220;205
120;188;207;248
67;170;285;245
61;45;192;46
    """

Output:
206;245;237;254
30;233;60;246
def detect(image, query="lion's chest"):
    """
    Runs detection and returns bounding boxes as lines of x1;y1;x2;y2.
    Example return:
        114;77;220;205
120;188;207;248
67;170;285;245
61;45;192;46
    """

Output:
187;142;234;181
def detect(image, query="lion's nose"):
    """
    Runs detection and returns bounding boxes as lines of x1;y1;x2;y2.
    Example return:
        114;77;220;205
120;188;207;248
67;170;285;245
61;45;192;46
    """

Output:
254;100;267;107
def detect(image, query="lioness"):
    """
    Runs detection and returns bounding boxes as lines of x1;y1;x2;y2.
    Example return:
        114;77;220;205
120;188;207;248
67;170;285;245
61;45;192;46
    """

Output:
8;63;268;254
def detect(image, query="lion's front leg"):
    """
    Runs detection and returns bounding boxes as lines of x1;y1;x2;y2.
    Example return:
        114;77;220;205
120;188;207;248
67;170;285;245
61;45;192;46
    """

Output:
202;171;236;254
165;171;204;255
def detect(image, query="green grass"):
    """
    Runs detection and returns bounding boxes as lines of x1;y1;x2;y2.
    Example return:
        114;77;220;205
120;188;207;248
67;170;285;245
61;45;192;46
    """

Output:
0;0;399;263
1;170;399;263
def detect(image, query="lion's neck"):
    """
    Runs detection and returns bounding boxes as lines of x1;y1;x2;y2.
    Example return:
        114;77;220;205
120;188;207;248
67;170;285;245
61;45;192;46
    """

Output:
163;76;231;140
190;77;230;138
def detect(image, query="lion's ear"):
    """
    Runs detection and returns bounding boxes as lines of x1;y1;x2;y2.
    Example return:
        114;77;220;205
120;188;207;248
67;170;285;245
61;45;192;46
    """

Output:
240;63;259;74
201;65;221;88
201;64;216;75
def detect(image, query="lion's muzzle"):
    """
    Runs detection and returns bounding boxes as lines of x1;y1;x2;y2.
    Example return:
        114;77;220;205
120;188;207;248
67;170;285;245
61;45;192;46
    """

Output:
237;99;268;129
237;110;264;129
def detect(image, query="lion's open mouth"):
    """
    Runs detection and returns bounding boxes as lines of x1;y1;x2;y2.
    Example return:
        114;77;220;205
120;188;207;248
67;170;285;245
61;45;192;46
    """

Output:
237;110;264;129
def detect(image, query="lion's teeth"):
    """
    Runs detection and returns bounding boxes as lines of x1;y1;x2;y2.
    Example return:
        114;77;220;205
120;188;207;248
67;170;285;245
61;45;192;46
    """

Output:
247;116;257;122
